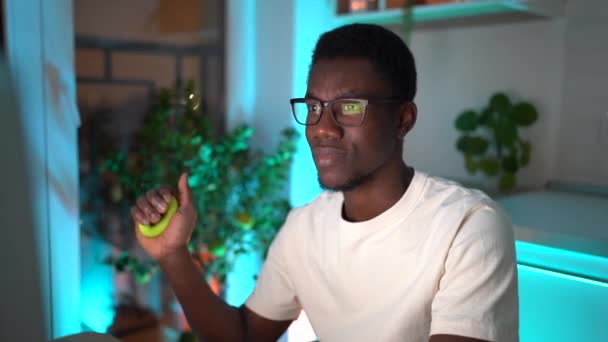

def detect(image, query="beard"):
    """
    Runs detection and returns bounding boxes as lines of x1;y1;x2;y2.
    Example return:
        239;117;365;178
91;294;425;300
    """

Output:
318;169;374;192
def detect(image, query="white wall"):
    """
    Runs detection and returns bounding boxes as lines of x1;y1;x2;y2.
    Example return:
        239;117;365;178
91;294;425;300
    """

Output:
3;0;80;339
225;0;256;129
250;0;295;150
0;59;49;342
406;18;566;190
226;0;331;208
408;0;608;189
556;0;608;184
43;0;82;337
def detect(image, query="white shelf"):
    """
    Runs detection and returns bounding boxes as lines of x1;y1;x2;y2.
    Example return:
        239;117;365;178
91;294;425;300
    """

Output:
333;0;567;27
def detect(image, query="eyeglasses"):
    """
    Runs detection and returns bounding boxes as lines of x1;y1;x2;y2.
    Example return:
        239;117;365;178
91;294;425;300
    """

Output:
290;97;404;127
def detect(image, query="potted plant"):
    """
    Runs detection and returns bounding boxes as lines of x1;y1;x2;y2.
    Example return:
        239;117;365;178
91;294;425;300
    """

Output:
82;80;298;336
454;92;538;193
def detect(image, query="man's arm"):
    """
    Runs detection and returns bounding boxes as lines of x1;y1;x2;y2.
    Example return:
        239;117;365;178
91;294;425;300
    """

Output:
239;306;293;341
429;204;519;341
131;174;290;342
132;175;293;341
160;247;292;342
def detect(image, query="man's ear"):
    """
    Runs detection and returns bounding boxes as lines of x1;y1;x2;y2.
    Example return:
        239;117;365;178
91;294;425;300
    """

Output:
397;102;417;139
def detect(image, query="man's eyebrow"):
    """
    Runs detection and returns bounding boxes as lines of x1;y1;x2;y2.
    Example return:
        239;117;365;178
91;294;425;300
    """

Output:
304;92;318;99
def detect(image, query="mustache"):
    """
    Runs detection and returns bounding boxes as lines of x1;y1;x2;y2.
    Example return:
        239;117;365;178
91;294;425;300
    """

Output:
310;145;348;158
309;141;346;150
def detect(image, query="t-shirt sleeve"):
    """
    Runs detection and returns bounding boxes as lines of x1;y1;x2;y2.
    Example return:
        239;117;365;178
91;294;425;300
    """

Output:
430;204;519;342
244;216;301;321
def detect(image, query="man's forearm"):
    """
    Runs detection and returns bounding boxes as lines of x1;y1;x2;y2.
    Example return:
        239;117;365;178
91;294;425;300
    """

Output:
159;248;244;341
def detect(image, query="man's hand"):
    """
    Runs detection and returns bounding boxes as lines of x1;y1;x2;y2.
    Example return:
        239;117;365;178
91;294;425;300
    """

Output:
130;173;197;262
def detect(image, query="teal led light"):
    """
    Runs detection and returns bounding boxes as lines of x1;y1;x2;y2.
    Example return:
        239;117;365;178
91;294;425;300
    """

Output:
516;241;608;282
518;257;608;341
80;237;116;333
517;264;608;288
79;272;115;333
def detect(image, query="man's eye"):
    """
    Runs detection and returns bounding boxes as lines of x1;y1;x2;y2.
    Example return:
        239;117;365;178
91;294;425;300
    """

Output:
309;104;321;113
341;102;364;115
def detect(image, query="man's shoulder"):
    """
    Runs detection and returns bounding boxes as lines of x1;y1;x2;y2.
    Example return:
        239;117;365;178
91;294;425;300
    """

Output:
423;173;494;204
419;173;499;215
420;173;512;238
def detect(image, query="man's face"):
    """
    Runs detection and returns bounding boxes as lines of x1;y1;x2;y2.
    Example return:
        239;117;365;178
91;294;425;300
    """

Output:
305;58;401;191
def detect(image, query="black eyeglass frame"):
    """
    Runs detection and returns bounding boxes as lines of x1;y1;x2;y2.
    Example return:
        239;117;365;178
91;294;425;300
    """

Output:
289;97;405;127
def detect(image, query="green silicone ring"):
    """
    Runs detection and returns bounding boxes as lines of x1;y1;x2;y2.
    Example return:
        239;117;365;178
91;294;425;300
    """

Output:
138;197;178;238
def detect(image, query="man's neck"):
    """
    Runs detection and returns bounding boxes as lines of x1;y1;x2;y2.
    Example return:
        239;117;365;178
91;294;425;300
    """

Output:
341;161;414;223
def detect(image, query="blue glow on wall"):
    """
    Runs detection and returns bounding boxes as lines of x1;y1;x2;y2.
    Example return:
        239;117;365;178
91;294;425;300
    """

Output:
225;232;262;307
289;0;332;207
226;252;262;307
80;284;114;333
79;236;115;333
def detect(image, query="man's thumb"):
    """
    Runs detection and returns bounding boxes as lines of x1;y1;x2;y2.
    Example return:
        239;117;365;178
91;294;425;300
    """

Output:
177;172;193;207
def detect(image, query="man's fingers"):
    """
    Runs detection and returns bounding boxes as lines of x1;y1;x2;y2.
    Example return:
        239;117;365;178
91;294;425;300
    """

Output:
136;196;154;216
158;187;174;203
147;189;168;213
136;195;161;223
177;173;193;208
131;206;149;225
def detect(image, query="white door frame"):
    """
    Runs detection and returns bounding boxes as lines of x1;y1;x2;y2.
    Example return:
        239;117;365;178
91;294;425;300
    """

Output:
3;0;80;339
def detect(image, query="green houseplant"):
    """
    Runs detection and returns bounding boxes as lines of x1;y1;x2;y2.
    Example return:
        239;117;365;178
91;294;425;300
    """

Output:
401;0;416;43
454;92;538;192
97;81;299;290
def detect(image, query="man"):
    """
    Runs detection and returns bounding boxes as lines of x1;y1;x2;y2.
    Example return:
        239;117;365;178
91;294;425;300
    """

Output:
131;24;519;342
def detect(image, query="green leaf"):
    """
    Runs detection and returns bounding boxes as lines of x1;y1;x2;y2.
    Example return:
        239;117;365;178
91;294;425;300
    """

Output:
114;256;127;272
456;136;469;153
187;241;197;253
178;332;198;342
198;144;213;161
209;240;227;258
133;264;152;284
478;108;493;126
191;135;202;146
511;102;538;126
499;173;516;192
478;158;500;176
455;111;479;132
213;246;226;258
520;141;531;166
469;137;489;155
502;155;519;173
494;117;518;146
465;153;477;174
490;93;512;115
456;136;489;155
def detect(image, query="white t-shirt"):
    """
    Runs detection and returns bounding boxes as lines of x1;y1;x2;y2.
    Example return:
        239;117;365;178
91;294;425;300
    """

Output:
246;171;519;342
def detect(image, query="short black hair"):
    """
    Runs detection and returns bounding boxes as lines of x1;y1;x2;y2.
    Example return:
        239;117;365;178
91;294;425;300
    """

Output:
311;23;417;101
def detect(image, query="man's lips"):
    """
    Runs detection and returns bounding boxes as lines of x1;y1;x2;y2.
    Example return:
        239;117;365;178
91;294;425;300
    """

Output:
311;146;347;167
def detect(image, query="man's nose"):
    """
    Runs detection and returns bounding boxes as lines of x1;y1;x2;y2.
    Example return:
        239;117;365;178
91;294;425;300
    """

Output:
309;106;342;139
